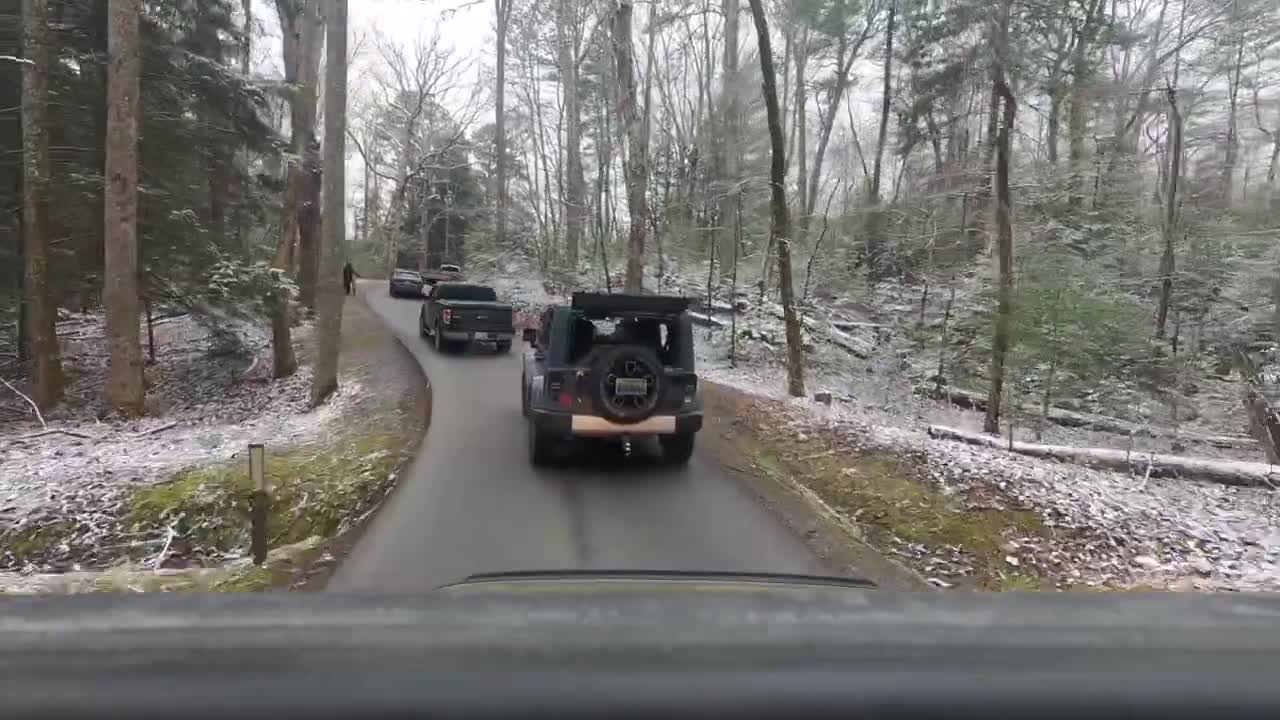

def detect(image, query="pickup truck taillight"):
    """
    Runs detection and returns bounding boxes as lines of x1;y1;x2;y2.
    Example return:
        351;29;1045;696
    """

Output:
442;309;454;324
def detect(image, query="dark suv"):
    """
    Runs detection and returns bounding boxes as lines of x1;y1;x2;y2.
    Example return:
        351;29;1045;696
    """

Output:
521;292;702;466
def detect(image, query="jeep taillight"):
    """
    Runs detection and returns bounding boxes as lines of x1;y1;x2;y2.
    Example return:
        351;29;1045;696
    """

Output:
547;373;574;408
681;376;697;405
442;309;454;324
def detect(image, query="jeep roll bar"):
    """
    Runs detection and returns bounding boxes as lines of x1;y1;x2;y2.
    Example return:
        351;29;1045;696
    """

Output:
571;292;692;318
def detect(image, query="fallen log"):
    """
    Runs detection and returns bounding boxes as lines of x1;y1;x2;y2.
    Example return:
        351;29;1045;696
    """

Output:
832;320;887;332
767;309;875;358
926;425;1279;488
135;421;179;438
923;386;1255;450
828;326;872;358
688;311;728;328
6;428;94;444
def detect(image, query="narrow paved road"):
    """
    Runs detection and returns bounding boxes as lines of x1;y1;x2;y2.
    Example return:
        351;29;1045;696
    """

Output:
329;285;825;591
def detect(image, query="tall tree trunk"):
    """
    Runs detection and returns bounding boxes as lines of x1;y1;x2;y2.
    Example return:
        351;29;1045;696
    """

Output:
269;0;319;378
20;0;63;409
313;0;346;407
748;0;804;397
804;20;873;225
863;1;895;280
196;7;231;250
1222;36;1244;207
295;2;324;308
772;36;806;297
559;0;585;271
1065;2;1105;200
236;0;253;253
104;0;144;416
794;33;808;216
613;1;649;293
495;0;512;249
983;0;1015;436
1266;132;1280;213
1046;89;1062;165
1065;41;1091;206
1155;87;1182;340
717;0;740;274
90;0;108;307
967;82;999;254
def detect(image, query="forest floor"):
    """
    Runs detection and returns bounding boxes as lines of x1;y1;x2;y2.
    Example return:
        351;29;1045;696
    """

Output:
0;293;428;593
482;263;1280;592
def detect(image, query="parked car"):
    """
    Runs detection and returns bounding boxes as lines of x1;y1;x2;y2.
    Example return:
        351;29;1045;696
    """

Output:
521;292;702;466
421;263;464;286
388;269;424;298
419;282;515;353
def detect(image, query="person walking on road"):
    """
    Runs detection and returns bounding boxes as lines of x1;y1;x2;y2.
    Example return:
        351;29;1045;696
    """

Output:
343;261;358;296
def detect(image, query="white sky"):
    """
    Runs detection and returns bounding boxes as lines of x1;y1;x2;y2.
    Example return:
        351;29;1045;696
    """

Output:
249;1;494;231
252;0;490;77
351;0;489;65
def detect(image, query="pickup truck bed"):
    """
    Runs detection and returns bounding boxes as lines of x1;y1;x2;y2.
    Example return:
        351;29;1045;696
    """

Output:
420;283;514;353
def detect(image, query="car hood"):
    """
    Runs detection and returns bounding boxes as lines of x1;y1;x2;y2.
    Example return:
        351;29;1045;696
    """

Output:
5;574;1280;662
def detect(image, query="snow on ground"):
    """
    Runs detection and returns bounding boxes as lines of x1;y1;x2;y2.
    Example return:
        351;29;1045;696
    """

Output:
480;266;1280;592
1;310;359;568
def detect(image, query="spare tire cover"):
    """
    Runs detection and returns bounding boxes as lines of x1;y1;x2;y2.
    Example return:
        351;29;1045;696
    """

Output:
590;345;665;424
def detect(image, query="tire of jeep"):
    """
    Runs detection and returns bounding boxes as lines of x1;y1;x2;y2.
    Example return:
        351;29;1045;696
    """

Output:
528;421;557;466
433;330;446;353
590;345;665;425
496;341;512;354
659;432;695;465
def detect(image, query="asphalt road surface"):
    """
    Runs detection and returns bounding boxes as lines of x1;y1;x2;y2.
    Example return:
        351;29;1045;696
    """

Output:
328;285;825;592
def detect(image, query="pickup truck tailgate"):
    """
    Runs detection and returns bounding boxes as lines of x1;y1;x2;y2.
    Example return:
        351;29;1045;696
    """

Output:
443;303;513;332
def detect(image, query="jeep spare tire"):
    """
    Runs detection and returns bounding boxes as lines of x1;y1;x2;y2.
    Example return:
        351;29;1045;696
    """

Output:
590;345;664;424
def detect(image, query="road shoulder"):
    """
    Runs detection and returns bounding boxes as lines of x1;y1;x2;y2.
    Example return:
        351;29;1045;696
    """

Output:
699;383;931;591
1;291;429;594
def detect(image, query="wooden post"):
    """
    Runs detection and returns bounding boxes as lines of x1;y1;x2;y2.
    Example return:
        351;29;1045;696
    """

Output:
248;443;268;565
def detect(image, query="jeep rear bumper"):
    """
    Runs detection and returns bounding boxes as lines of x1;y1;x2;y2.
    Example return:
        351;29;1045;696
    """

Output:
530;410;702;437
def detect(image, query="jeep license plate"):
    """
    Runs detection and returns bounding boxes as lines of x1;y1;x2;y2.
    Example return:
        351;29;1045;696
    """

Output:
614;378;648;396
473;332;489;340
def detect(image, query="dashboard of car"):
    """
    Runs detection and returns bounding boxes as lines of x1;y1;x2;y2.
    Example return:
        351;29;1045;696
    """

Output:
3;583;1280;718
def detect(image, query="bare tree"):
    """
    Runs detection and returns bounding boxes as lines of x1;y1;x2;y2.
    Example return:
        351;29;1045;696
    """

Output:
1154;85;1182;340
558;0;588;271
236;0;254;252
104;0;144;416
863;0;896;279
20;0;63;409
717;0;740;270
352;31;475;270
495;0;514;249
613;1;650;292
802;0;878;234
748;0;805;397
983;0;1016;435
276;0;324;308
313;0;347;407
1066;0;1106;207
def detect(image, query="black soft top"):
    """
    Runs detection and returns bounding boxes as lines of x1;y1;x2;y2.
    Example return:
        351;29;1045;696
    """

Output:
571;292;691;318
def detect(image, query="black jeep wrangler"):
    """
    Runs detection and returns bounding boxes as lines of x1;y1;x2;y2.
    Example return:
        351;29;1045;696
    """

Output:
521;292;703;466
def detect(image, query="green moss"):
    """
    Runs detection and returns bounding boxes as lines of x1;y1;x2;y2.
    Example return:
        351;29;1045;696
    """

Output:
208;565;274;592
125;430;409;585
2;520;76;564
743;422;1053;591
